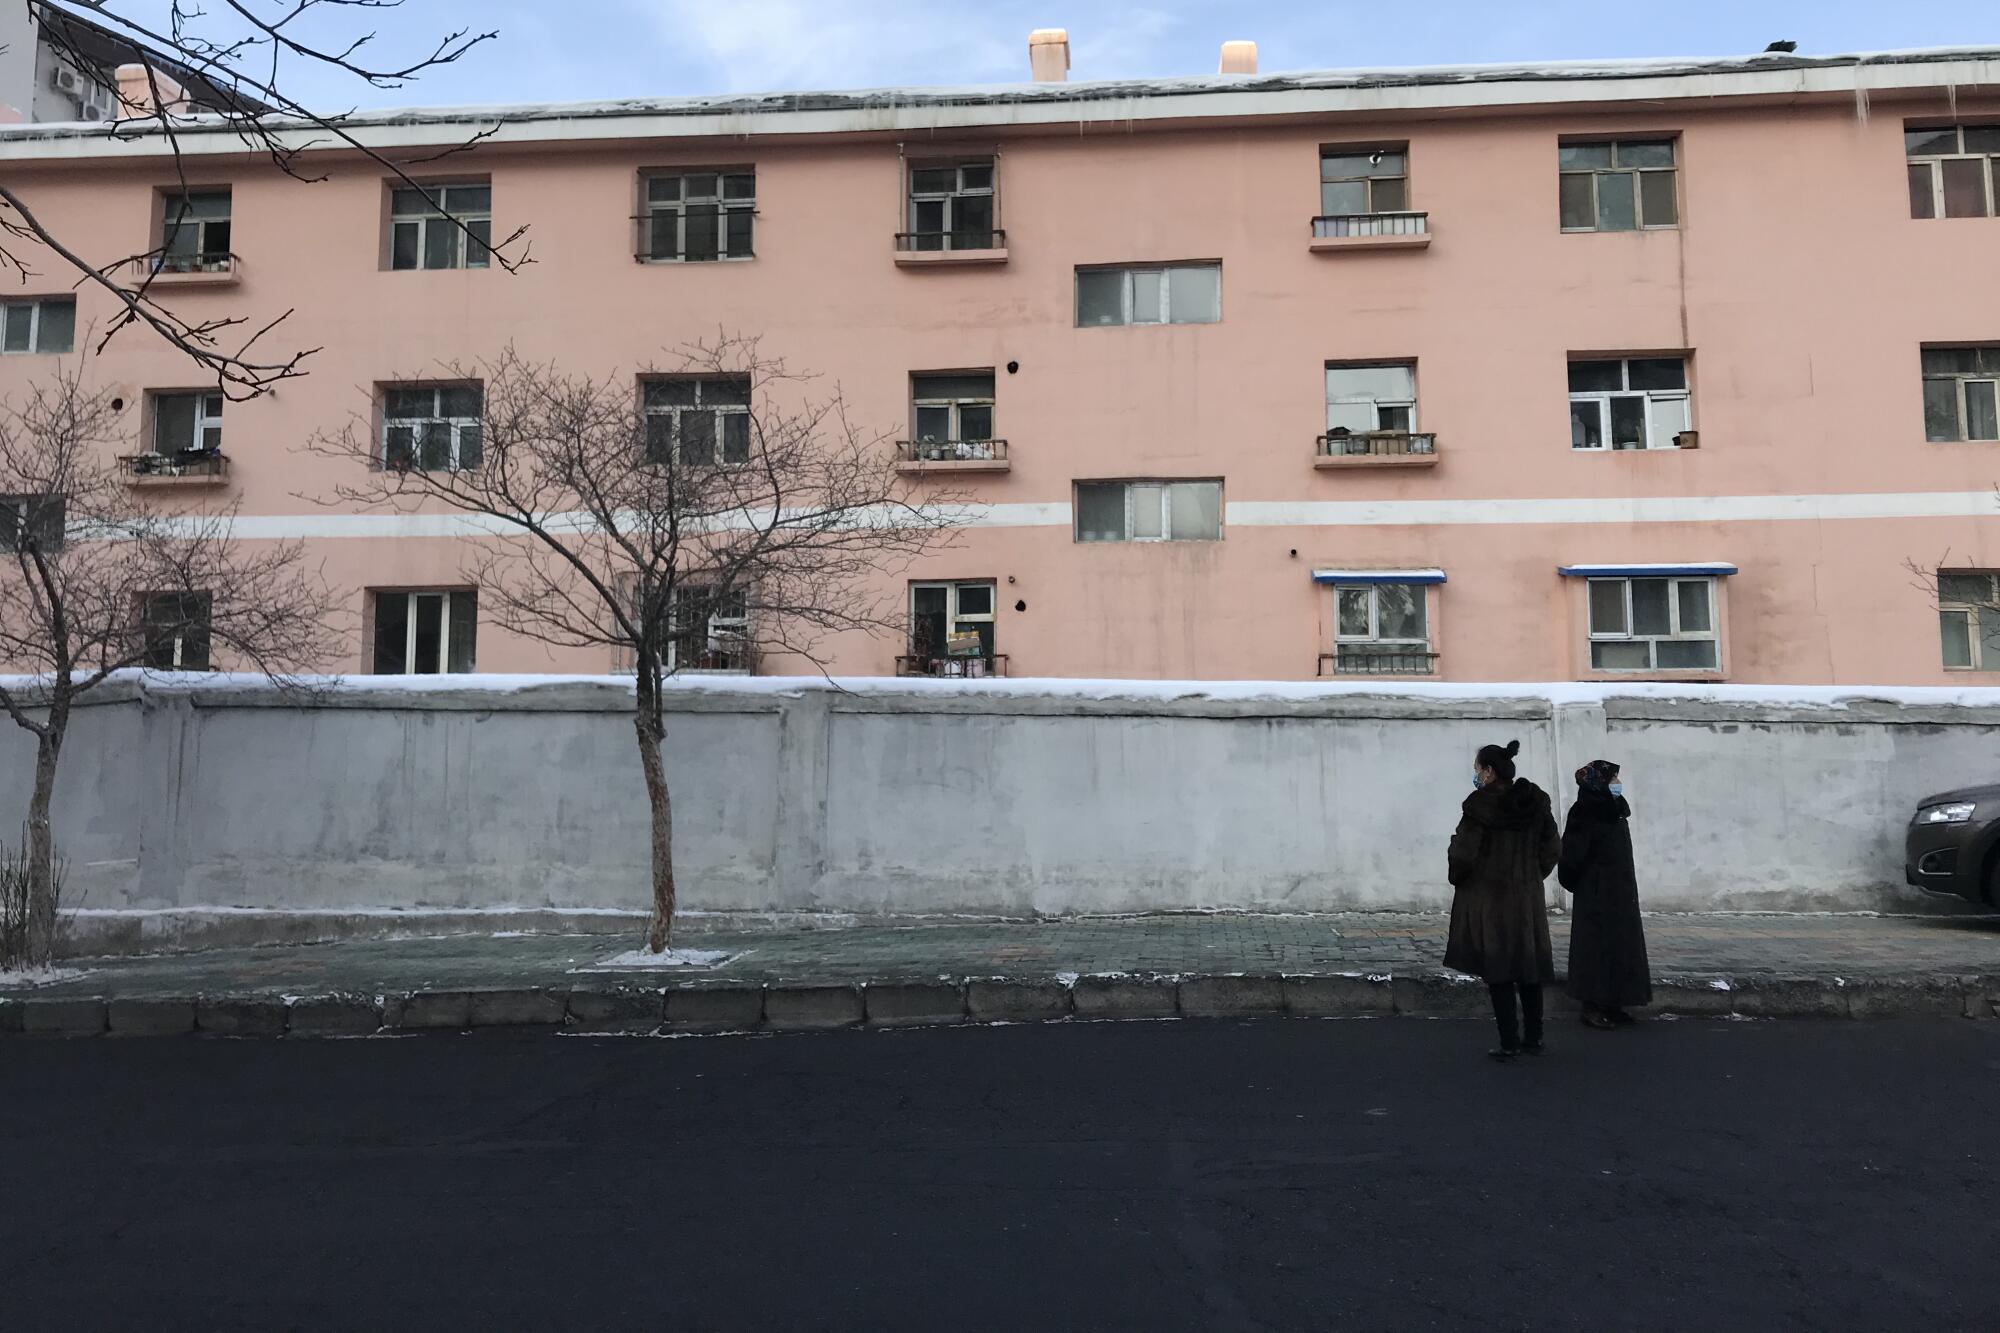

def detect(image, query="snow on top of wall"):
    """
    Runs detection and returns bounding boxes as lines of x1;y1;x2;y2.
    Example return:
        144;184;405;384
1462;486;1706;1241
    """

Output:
8;668;2000;712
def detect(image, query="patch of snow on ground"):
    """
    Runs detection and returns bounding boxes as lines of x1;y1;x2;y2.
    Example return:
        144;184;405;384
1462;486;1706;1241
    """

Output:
0;966;89;988
582;948;734;971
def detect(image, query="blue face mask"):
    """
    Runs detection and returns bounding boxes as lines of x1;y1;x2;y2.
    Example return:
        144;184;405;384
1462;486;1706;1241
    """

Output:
1608;783;1624;797
1472;772;1485;791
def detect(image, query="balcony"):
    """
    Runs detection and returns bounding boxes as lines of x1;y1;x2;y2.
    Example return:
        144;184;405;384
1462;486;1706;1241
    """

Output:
125;253;241;287
120;451;230;487
1318;649;1439;678
1314;431;1439;469
1309;212;1431;253
897;653;1008;679
894;229;1009;266
895;438;1010;474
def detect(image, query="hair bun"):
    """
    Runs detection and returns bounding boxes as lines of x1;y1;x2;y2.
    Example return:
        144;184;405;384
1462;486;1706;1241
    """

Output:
1505;740;1520;757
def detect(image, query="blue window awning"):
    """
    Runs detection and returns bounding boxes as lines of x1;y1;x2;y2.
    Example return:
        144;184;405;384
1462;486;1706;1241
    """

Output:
1557;562;1738;578
1311;568;1447;586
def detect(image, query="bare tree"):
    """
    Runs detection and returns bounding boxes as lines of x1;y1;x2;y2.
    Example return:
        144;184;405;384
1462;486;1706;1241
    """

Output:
0;361;341;968
2;0;527;397
310;338;966;953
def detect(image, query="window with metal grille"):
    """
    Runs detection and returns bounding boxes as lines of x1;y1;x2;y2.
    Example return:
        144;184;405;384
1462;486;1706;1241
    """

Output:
371;589;477;674
643;377;751;465
1569;357;1691;451
1587;577;1718;671
1906;125;2000;219
1332;583;1432;674
1;298;75;355
0;495;65;553
1921;347;2000;442
139;592;212;670
389;182;491;270
1558;139;1678;232
666;585;749;672
641;170;755;261
381;385;483;471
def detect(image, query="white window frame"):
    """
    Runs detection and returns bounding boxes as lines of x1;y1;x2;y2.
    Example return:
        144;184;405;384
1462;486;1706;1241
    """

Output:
1906;125;2000;219
1939;572;2000;671
159;190;232;272
372;589;476;674
390;182;492;271
641;169;756;262
1921;348;2000;442
906;159;997;249
1074;480;1223;543
0;297;75;355
908;579;997;670
152;391;224;454
668;584;750;673
1074;264;1222;328
0;494;64;553
911;372;996;449
1558;139;1679;232
140;591;212;671
1569;358;1691;451
1332;583;1432;670
1586;576;1719;672
1318;144;1409;216
1325;361;1417;434
381;385;483;472
643;377;752;465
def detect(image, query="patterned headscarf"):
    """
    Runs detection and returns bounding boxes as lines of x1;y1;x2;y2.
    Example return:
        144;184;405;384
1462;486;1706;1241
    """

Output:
1575;759;1621;792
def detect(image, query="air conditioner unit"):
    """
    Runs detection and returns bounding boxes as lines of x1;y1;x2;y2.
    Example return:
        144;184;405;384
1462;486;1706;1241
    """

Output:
52;66;84;95
80;104;107;122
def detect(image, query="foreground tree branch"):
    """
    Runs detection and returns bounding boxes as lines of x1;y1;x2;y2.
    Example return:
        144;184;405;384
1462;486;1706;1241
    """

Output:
309;338;968;951
0;361;342;968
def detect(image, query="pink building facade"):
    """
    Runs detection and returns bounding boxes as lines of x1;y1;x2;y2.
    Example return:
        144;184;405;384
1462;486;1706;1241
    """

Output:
2;43;2000;683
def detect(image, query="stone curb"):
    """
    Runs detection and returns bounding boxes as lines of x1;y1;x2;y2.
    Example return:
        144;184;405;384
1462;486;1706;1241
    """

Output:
6;970;2000;1038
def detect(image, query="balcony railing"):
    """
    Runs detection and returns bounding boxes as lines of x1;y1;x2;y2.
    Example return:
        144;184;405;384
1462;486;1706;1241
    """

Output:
1318;649;1439;677
895;438;1010;472
1309;212;1431;251
896;228;1006;253
1314;430;1439;468
128;252;240;284
120;450;230;485
897;653;1008;679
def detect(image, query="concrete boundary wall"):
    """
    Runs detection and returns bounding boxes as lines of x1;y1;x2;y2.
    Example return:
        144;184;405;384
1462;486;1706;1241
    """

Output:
6;675;1998;946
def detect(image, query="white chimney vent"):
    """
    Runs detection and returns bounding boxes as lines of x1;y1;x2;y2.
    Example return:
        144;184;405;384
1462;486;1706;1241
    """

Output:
1219;40;1257;75
1029;28;1070;83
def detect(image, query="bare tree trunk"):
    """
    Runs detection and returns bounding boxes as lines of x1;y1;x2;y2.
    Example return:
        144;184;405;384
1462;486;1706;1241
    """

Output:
24;719;63;969
635;666;676;953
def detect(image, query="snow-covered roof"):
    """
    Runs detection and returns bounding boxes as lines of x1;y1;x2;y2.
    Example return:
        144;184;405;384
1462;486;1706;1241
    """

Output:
1558;563;1740;577
1311;568;1448;585
4;46;1997;160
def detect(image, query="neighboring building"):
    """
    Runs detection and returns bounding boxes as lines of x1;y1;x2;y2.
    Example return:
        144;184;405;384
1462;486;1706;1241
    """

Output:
0;2;252;123
0;33;1998;682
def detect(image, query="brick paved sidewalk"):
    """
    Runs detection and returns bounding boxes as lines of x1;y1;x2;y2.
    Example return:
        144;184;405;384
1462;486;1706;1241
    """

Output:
5;910;1998;1036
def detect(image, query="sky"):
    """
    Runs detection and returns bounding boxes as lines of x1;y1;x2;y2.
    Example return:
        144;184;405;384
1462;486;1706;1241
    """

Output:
94;0;2000;109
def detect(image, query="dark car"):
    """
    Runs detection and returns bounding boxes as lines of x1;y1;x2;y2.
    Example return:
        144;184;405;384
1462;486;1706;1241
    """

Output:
1906;783;2000;905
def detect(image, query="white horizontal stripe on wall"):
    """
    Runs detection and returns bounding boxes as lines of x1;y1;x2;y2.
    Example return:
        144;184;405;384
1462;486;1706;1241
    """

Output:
180;491;1998;541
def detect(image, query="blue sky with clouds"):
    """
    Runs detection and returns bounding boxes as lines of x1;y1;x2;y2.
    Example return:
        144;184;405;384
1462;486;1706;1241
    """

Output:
114;0;2000;108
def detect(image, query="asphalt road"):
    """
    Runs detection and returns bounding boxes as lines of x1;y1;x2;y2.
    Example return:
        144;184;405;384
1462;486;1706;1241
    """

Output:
3;1017;1996;1332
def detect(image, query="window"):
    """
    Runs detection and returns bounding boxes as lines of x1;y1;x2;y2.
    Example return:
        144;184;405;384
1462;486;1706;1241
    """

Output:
1074;480;1222;542
159;190;231;272
906;159;996;250
643;377;751;465
372;589;476;674
1325;362;1416;435
382;385;482;471
1332;583;1432;674
1319;145;1408;215
139;592;211;670
1075;264;1221;327
1906;125;2000;219
667;585;749;672
1558;139;1678;232
912;371;995;451
1;298;75;355
1921;347;2000;442
642;170;754;261
1569;357;1690;451
0;495;64;553
153;392;224;455
908;580;997;674
1939;573;2000;670
389;183;491;270
1587;577;1718;671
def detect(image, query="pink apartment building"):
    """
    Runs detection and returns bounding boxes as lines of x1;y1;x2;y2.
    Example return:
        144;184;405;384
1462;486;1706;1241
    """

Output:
1;34;1999;683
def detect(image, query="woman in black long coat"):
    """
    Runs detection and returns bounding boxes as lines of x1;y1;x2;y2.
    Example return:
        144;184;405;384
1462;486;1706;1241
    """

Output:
1558;759;1652;1029
1445;739;1562;1060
